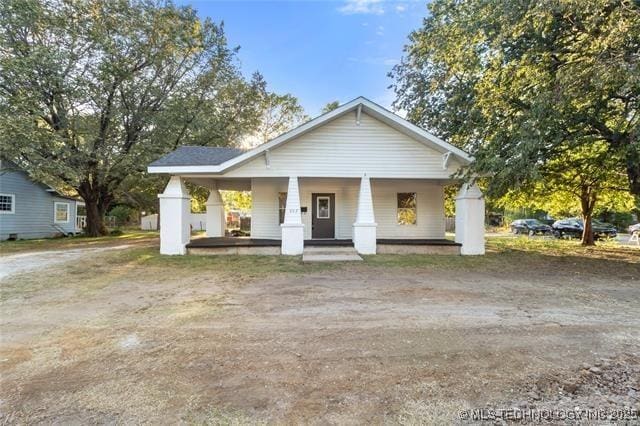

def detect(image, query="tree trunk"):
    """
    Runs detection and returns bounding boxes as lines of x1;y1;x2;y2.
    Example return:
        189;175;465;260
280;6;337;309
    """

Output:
581;212;595;246
84;198;108;237
78;180;112;237
626;155;640;196
579;186;596;246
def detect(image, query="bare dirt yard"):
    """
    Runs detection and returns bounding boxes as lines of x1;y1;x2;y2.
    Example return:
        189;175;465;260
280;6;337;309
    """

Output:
1;237;639;424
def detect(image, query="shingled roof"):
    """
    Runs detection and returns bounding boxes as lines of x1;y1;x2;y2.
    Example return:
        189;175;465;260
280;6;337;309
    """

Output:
149;146;245;167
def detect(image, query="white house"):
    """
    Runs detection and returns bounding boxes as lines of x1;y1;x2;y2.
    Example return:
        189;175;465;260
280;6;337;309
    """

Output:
148;97;485;256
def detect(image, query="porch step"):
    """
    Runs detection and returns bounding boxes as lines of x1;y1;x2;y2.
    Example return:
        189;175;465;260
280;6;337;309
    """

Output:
302;246;363;262
303;245;356;253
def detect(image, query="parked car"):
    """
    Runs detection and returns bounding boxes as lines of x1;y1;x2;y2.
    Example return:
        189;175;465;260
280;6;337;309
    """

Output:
628;223;640;235
510;219;553;235
552;218;617;239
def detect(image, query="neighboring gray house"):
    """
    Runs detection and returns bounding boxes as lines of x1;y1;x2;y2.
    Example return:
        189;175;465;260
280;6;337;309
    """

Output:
0;160;84;240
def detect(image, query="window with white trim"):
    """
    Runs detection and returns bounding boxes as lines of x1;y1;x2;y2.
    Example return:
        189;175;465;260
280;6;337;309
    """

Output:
0;194;14;214
54;202;70;223
397;193;417;225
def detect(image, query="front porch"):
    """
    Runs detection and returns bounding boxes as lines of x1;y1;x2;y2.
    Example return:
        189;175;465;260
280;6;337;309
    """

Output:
158;175;484;256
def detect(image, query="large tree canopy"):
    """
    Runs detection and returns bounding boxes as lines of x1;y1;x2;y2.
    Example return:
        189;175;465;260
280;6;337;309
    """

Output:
391;0;639;244
252;78;308;145
0;0;264;235
391;0;640;196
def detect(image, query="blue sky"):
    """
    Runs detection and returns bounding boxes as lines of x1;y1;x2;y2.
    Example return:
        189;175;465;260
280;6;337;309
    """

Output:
179;0;427;115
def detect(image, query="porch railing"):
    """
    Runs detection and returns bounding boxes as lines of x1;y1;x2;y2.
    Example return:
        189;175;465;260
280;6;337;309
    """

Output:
75;215;118;231
76;215;87;230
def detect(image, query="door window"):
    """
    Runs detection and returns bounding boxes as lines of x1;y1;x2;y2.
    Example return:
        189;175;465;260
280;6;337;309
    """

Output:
317;196;330;219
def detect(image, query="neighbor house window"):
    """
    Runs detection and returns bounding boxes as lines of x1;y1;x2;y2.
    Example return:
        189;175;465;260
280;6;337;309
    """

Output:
397;193;417;225
278;192;287;224
54;202;70;223
0;194;15;214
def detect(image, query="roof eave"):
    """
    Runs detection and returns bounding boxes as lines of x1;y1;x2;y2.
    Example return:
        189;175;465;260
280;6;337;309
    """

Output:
147;96;475;174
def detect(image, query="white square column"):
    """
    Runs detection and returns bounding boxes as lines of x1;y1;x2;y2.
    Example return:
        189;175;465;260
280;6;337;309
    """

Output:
353;174;377;254
281;176;304;255
206;185;225;237
455;183;485;255
158;176;191;255
280;176;304;256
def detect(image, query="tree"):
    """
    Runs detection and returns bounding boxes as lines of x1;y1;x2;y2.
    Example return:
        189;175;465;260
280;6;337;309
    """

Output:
0;0;262;236
321;101;340;114
499;143;634;244
250;78;308;145
220;191;251;214
391;0;640;245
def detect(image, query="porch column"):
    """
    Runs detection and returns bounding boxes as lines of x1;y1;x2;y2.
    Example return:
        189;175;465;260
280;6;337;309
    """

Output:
455;183;485;255
158;176;191;255
281;176;304;255
353;174;377;254
205;185;225;237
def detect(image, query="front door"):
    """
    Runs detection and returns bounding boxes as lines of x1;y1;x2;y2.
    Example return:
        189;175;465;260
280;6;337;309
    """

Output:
312;193;335;238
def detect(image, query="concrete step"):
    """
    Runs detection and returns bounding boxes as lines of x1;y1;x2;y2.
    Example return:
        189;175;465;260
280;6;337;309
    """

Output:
302;252;363;262
303;245;356;253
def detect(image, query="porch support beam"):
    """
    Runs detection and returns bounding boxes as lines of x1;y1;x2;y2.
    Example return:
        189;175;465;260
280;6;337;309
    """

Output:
281;176;304;255
206;184;225;238
455;183;485;255
353;174;377;254
264;149;271;168
442;151;452;170
158;176;191;255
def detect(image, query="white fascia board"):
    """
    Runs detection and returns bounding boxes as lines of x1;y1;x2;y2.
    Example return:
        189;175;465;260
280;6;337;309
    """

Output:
148;165;224;174
147;96;473;175
358;98;473;163
147;98;366;175
214;98;366;170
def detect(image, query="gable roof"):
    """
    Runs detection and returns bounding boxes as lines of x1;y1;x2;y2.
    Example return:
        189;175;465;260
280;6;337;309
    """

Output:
149;146;245;167
148;97;472;174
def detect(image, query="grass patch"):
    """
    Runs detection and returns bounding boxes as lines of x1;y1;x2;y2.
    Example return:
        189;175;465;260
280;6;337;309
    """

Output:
0;229;159;254
116;247;345;278
487;236;640;263
364;236;640;276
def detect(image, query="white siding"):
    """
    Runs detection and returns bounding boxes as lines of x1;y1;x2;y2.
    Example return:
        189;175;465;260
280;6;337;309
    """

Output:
250;178;287;239
299;178;359;240
372;179;445;239
225;112;460;179
250;178;445;240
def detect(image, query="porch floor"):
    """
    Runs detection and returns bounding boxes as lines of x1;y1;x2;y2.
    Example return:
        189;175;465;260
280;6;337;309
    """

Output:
186;237;280;248
377;239;460;246
187;237;460;248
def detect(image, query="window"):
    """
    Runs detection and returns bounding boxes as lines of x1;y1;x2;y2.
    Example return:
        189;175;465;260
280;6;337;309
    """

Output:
397;193;417;225
278;192;287;224
54;202;70;223
316;196;330;219
0;194;14;214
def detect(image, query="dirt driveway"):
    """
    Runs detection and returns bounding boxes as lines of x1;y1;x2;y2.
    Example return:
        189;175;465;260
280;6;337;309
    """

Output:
0;244;136;280
1;243;639;424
